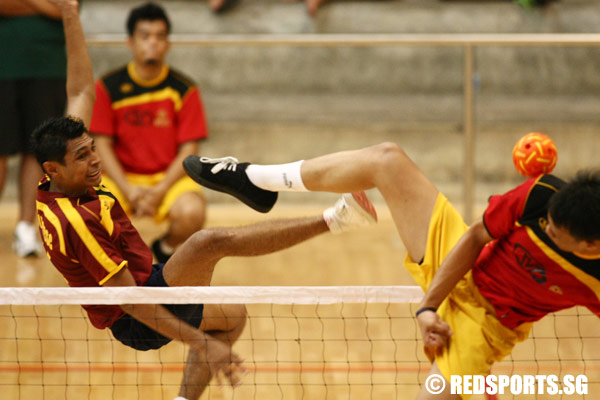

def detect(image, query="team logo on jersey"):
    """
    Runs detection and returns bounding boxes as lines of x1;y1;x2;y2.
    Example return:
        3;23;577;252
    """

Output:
513;243;547;284
124;109;153;126
120;83;134;93
37;214;53;251
153;108;171;127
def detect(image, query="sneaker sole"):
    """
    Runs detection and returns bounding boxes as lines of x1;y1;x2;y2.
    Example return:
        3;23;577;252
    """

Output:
347;192;378;223
183;156;277;213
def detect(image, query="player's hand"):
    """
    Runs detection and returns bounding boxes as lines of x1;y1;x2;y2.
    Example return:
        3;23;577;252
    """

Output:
135;187;163;217
417;310;452;356
125;186;148;215
199;340;247;388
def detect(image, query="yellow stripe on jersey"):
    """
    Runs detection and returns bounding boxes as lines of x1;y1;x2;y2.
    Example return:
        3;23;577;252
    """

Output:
36;200;66;256
99;260;128;286
127;61;169;88
525;226;600;301
56;198;125;277
98;194;115;236
111;87;183;112
536;180;560;192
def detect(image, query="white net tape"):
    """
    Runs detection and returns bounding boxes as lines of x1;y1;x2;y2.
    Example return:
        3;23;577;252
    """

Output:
0;285;424;305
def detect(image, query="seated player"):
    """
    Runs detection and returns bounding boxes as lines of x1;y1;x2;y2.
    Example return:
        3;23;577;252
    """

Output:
183;144;600;399
90;2;208;263
33;2;377;399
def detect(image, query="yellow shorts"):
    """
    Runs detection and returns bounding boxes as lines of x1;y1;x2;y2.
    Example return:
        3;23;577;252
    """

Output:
101;173;203;223
404;194;531;397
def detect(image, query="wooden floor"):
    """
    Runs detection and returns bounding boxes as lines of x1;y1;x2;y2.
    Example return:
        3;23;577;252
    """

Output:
0;200;598;399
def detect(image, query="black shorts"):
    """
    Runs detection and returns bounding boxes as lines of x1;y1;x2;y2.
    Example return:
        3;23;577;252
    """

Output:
110;264;204;351
0;78;66;156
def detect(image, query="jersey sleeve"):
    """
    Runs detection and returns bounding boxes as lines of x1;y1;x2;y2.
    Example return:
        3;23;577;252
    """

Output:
586;303;600;319
62;204;128;286
483;178;537;239
89;80;116;136
176;87;208;144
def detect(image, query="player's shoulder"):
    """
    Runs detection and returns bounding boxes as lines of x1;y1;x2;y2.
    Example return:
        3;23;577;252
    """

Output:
97;65;131;95
98;65;129;84
535;174;565;191
522;174;565;217
166;66;198;94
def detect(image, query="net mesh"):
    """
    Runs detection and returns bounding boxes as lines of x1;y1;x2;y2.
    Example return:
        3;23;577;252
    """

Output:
0;286;598;399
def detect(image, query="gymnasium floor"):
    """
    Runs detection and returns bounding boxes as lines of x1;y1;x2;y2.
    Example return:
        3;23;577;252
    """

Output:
0;199;598;399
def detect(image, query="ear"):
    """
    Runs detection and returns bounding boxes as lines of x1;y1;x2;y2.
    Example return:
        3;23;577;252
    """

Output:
42;161;61;179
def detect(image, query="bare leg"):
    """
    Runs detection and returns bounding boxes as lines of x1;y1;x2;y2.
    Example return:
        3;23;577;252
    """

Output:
417;362;461;400
163;216;328;287
301;142;438;262
165;192;207;248
19;155;43;223
179;304;247;399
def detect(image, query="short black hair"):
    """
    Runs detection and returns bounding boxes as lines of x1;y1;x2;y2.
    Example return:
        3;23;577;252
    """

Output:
31;116;88;172
548;170;600;242
126;2;171;36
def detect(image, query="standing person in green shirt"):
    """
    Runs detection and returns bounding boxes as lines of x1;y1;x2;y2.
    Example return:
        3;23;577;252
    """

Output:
0;0;67;257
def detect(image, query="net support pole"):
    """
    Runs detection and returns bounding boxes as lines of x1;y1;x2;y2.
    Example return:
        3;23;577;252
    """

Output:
463;44;475;223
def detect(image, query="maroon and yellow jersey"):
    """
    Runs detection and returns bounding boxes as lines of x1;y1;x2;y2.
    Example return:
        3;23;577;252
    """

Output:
36;176;154;329
474;175;600;328
89;62;207;175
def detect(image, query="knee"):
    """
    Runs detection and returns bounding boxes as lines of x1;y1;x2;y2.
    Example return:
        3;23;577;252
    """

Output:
373;142;408;165
204;304;247;333
221;304;247;332
188;227;233;256
370;142;412;173
170;194;206;231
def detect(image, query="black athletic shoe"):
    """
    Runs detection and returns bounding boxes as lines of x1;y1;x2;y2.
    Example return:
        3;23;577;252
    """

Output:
151;238;172;264
183;155;278;213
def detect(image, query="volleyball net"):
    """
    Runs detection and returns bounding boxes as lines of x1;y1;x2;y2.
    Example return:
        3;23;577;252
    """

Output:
0;286;598;399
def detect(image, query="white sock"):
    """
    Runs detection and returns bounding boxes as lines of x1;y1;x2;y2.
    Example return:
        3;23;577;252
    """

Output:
173;397;188;400
246;160;308;192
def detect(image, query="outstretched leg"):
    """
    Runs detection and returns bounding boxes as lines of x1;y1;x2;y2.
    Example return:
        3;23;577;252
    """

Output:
163;216;328;287
300;143;438;262
185;143;437;262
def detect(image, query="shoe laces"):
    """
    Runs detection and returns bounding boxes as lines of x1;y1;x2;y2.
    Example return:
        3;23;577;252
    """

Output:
200;156;240;174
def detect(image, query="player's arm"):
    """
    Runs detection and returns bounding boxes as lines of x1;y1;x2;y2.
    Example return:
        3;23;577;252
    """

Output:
0;0;60;18
103;267;245;386
136;140;200;216
24;0;61;18
416;219;493;352
50;0;95;127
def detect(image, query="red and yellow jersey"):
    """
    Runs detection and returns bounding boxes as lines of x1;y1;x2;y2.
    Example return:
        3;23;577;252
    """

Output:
474;175;600;328
36;176;153;329
89;62;207;175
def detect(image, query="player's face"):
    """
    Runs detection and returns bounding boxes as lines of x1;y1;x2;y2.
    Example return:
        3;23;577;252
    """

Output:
545;214;581;253
52;134;102;195
129;20;169;67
